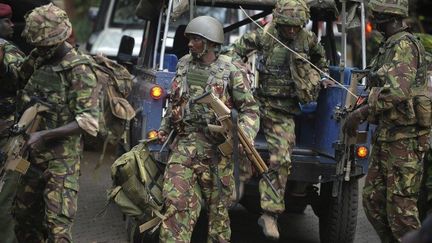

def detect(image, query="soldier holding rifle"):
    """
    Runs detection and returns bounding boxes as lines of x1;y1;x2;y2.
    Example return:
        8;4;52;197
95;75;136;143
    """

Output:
157;16;259;242
344;0;431;241
231;0;330;239
11;4;99;242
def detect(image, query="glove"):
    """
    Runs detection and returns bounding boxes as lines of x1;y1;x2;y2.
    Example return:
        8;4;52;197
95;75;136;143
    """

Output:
342;105;369;137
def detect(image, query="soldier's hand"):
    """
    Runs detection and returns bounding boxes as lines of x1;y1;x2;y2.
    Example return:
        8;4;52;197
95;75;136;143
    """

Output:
158;130;168;143
22;131;47;153
342;105;369;137
342;113;361;137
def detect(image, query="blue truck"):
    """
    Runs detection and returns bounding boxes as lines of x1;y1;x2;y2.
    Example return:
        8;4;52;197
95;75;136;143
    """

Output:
111;0;372;242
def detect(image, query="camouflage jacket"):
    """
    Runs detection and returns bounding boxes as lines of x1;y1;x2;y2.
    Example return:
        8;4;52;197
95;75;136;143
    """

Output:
160;54;260;159
20;45;99;163
231;22;328;114
0;39;24;120
367;30;429;141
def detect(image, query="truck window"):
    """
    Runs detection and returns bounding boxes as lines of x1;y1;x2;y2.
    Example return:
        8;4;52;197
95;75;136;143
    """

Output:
111;0;145;27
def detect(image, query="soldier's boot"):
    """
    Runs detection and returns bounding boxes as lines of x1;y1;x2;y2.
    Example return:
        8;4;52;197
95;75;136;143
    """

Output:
258;213;279;240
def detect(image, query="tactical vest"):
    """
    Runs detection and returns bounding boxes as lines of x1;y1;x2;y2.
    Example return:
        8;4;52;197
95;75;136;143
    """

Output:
257;26;321;103
257;25;294;98
174;54;232;132
27;62;78;130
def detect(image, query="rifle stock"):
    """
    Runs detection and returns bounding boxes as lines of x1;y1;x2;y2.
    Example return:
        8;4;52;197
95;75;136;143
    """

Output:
194;92;279;197
0;103;50;192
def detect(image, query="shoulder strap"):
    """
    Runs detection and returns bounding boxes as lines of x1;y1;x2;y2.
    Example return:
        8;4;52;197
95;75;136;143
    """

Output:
51;52;93;72
404;33;427;87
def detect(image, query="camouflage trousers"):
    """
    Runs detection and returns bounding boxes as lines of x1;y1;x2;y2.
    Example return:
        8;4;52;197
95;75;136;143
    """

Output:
13;156;80;243
0;136;19;243
159;145;234;243
363;138;424;243
259;112;295;214
0;170;20;243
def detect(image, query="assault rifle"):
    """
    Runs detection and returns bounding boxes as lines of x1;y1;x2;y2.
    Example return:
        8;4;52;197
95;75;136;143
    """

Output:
332;70;369;196
0;101;50;192
193;91;279;197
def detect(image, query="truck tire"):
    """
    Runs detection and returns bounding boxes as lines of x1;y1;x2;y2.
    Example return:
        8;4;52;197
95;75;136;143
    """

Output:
319;179;359;243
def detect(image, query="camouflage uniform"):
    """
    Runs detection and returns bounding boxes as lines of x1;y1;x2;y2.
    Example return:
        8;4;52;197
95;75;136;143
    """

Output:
0;40;25;243
158;16;259;243
361;1;431;242
231;0;327;216
0;40;24;122
416;33;432;219
0;4;27;242
12;4;99;243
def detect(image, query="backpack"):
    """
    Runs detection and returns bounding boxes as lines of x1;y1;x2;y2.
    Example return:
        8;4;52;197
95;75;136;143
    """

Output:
87;54;136;165
48;51;135;150
107;142;165;232
408;35;432;129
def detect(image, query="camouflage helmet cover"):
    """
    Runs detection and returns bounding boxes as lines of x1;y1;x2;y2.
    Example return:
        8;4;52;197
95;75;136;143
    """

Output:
273;0;310;26
368;0;408;18
184;16;224;44
22;3;72;46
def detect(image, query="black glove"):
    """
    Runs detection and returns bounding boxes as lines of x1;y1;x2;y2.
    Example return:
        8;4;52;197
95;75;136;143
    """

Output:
342;105;369;137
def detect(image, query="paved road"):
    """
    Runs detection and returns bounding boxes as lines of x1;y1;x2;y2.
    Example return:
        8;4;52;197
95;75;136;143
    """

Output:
73;151;380;243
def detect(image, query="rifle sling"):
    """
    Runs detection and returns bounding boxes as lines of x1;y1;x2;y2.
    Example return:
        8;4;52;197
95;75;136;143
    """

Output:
231;109;241;204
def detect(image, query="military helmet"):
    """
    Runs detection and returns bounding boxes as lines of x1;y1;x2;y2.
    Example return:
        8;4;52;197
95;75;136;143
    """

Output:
273;0;310;26
184;16;224;44
22;3;72;47
368;0;408;18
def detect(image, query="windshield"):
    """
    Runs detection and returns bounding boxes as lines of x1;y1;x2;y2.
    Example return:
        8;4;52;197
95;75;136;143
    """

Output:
110;0;145;28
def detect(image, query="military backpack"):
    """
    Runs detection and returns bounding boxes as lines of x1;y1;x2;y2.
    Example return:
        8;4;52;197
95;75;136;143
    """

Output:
90;54;136;146
108;142;164;232
408;35;432;128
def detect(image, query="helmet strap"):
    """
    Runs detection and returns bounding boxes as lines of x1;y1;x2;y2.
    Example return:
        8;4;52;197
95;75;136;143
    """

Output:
193;39;209;59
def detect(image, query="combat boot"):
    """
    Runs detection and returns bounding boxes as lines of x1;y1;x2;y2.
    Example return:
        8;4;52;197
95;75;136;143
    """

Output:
258;213;279;240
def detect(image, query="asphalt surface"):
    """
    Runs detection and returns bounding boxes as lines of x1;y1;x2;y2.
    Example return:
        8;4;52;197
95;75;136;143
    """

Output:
72;151;380;243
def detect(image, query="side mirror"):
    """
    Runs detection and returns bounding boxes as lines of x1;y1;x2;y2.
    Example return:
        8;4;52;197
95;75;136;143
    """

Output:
117;35;135;68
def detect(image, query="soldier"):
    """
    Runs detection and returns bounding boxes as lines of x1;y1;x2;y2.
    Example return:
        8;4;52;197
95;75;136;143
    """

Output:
0;3;25;243
343;0;430;242
157;16;260;242
230;0;329;239
0;3;25;126
12;4;99;242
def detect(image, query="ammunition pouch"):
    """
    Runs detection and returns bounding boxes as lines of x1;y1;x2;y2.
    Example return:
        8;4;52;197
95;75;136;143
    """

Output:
291;54;322;104
257;74;295;98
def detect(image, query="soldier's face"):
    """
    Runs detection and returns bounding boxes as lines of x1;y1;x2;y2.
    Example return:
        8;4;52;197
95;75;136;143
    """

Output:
187;34;205;55
0;17;14;39
278;25;301;40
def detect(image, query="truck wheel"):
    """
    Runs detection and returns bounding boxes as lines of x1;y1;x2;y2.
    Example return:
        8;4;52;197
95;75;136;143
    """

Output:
319;179;359;243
